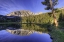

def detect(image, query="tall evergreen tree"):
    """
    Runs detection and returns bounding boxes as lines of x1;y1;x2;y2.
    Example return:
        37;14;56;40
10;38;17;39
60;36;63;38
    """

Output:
41;0;58;27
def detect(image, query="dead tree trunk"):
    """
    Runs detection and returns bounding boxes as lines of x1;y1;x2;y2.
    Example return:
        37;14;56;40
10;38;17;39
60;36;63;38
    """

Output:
49;0;58;27
52;10;58;27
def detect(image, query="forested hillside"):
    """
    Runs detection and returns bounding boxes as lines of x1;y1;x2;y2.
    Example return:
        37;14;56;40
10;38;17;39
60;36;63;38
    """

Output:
22;9;64;24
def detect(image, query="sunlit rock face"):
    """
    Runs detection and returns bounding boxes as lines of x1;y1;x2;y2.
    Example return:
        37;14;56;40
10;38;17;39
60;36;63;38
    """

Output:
6;29;42;36
6;10;34;17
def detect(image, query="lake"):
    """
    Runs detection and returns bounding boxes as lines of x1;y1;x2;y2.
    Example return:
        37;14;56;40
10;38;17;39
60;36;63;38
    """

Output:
0;24;52;42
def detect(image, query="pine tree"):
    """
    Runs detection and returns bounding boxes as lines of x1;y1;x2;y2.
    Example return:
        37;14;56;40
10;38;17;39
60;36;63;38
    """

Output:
41;0;58;27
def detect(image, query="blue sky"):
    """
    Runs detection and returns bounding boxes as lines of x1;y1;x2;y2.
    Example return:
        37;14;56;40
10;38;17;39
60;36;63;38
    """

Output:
0;0;64;15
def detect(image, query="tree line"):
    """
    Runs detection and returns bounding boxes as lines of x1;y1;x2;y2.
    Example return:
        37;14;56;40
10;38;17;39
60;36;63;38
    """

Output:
22;10;64;24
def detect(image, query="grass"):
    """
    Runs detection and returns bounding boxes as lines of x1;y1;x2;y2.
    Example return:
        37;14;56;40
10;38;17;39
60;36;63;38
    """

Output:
49;26;64;42
50;29;64;42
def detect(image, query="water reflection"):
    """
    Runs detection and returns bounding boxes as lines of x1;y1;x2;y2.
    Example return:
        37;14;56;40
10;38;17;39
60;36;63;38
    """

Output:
0;30;52;42
6;29;43;36
0;24;52;42
0;24;48;32
0;24;20;30
22;24;48;32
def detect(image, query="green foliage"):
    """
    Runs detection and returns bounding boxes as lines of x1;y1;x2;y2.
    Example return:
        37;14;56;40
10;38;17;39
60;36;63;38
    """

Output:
22;13;53;24
58;13;63;21
50;29;64;42
54;8;61;13
41;0;58;10
22;10;64;24
21;9;64;42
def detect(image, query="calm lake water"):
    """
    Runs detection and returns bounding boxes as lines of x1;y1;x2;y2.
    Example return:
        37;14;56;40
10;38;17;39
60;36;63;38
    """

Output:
0;24;52;42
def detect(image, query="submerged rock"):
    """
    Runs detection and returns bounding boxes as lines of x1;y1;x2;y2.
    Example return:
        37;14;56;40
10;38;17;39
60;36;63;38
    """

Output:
6;29;42;36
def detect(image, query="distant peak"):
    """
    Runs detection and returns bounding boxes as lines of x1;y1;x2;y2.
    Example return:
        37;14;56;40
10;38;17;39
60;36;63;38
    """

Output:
6;10;35;16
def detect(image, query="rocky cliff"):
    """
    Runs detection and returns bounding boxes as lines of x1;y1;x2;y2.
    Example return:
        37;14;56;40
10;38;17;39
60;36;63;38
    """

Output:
6;10;35;17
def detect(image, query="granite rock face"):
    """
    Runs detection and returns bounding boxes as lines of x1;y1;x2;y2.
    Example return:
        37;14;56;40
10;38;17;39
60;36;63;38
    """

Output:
6;10;34;17
6;29;42;36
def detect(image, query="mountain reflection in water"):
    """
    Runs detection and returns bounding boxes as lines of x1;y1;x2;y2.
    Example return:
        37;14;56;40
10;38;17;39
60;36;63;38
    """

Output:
6;29;43;36
0;30;52;42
